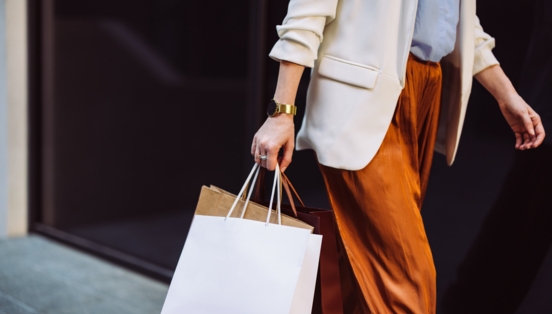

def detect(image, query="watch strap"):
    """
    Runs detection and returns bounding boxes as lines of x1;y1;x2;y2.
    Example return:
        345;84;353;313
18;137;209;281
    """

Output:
277;103;297;115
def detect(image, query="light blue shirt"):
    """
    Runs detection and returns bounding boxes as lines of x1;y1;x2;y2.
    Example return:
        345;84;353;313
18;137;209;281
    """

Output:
410;0;460;62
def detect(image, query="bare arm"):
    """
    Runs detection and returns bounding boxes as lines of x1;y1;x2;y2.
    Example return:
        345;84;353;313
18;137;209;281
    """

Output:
273;61;305;104
475;64;545;150
251;61;305;171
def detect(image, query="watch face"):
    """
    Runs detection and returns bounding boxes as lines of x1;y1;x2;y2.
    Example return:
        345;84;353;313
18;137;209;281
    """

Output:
267;99;277;117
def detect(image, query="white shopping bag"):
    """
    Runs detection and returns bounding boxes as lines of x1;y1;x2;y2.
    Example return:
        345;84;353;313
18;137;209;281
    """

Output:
290;233;322;314
161;164;321;314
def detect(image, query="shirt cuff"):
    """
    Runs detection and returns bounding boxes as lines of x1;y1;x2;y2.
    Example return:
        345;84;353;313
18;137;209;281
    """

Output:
269;30;321;68
473;41;500;75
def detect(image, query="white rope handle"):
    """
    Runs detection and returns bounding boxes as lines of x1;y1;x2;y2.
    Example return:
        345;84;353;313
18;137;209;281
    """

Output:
225;163;259;219
265;164;281;226
277;163;281;225
239;166;260;219
225;163;282;226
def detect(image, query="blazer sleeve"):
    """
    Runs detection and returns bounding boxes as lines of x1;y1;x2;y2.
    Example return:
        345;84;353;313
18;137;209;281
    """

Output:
473;15;500;75
268;0;339;68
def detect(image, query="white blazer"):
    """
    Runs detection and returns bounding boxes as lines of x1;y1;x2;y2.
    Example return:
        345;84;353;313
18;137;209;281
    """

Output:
269;0;499;170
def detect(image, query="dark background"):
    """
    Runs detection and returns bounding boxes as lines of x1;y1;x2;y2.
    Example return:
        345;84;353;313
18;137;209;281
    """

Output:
29;0;551;312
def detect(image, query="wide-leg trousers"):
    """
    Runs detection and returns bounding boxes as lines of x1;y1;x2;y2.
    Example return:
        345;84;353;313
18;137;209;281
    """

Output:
319;54;442;314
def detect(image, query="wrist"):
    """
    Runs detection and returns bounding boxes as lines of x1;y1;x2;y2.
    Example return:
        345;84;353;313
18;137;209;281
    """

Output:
267;99;297;118
274;112;294;121
497;91;521;108
273;96;295;106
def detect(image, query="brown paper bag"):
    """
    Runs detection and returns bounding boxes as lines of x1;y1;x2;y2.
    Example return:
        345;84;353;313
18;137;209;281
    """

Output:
195;184;314;232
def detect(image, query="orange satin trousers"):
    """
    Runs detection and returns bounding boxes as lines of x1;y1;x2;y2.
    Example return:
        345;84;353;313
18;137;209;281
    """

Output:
319;54;442;314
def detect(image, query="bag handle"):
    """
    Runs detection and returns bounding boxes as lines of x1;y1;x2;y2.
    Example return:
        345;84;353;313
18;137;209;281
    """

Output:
265;163;282;225
254;168;304;217
225;163;259;220
225;163;282;226
281;172;305;207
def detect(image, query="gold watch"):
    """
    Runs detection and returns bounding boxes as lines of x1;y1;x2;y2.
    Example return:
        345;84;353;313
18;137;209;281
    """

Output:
267;99;297;117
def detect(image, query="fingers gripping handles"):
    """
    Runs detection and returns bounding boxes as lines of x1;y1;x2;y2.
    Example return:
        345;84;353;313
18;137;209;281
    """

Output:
226;164;283;226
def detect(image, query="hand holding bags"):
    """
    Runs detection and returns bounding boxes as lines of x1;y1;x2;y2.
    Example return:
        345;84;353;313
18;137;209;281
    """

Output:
161;164;322;314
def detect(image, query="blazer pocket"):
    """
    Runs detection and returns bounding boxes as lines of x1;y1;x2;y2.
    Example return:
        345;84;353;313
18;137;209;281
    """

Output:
318;55;379;89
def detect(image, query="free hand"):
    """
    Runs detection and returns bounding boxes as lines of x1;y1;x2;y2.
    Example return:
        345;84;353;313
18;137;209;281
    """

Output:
251;114;295;171
498;93;545;150
475;64;545;150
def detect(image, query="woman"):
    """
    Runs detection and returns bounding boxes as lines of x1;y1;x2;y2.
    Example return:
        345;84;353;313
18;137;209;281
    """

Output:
251;0;545;312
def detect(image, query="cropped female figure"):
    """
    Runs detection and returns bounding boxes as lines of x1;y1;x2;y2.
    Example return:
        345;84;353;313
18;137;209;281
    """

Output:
251;0;545;312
